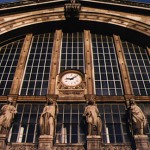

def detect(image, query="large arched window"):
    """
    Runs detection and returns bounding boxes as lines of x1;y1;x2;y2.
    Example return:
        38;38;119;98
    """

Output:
122;41;150;96
0;39;24;95
92;34;124;96
20;33;54;96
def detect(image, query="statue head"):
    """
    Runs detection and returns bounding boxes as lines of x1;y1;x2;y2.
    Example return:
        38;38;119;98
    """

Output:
130;98;136;106
7;97;13;105
46;96;54;105
87;99;95;105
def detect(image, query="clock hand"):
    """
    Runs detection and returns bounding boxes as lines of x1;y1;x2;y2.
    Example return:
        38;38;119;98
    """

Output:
70;75;78;80
66;77;73;80
72;75;78;79
65;75;78;80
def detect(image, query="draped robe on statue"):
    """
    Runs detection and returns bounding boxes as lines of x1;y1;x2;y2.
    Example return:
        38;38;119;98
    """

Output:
83;104;102;135
40;104;57;136
0;104;17;133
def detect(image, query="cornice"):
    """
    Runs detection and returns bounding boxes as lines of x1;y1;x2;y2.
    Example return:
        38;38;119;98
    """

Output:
0;0;150;10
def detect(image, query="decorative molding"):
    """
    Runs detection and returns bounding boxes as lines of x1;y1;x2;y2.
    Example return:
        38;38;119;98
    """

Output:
6;143;132;150
1;95;150;102
0;7;149;37
6;143;37;150
53;145;85;150
102;144;132;150
80;10;150;37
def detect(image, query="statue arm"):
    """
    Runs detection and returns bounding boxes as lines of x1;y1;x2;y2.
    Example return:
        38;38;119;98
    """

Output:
41;107;47;116
83;107;88;116
95;107;100;117
0;105;6;114
140;111;146;120
11;107;17;114
54;103;58;117
132;115;137;123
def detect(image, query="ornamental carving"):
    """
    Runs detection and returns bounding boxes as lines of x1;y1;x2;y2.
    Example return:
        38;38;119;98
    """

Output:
53;146;85;150
101;145;132;150
64;0;81;19
7;144;37;150
6;144;132;150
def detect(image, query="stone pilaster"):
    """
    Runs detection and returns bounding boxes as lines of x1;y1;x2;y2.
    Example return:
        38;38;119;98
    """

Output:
84;30;94;95
113;35;133;95
134;135;150;150
0;134;6;150
48;30;62;95
9;34;33;96
38;135;54;150
87;135;102;150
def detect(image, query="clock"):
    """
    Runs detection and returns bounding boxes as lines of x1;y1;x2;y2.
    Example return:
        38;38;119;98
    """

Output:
61;71;83;87
57;70;86;98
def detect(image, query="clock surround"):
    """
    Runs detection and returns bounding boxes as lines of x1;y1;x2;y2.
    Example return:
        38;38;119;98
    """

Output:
57;70;86;98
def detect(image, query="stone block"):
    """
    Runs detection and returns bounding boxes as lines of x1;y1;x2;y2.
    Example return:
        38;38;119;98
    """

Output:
0;134;6;150
38;135;54;150
87;135;102;150
134;135;150;150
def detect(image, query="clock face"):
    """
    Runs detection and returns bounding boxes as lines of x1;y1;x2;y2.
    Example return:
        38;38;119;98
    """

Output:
61;72;82;86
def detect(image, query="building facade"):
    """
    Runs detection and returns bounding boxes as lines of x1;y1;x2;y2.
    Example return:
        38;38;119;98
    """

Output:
0;0;150;149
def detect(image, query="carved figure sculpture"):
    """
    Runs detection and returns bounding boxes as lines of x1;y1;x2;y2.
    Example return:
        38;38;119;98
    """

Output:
39;97;58;136
0;99;17;134
129;99;147;135
83;99;102;136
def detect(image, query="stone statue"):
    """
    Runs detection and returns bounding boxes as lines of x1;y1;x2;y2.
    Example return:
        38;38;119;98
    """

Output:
129;99;147;135
39;97;58;137
83;99;102;136
0;98;17;134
